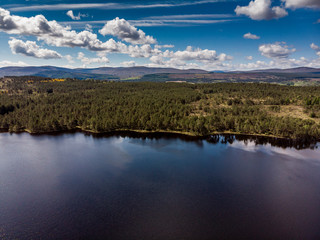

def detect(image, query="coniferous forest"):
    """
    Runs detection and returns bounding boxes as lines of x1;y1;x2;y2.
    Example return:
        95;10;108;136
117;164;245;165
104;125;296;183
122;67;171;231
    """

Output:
0;76;320;140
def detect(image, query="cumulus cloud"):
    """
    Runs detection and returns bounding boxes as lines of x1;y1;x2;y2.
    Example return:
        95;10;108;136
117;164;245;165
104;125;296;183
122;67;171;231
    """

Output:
0;7;128;52
147;57;201;69
38;31;128;52
310;43;320;57
0;60;28;67
99;17;156;44
77;52;109;66
65;54;74;63
121;61;136;67
283;0;320;9
0;7;245;70
146;46;232;70
310;43;319;50
145;53;320;71
243;32;260;39
66;10;87;20
150;55;164;65
246;56;253;60
0;7;63;36
0;6;232;70
162;46;232;63
155;44;175;49
235;0;288;20
8;38;62;59
259;42;296;58
235;56;320;70
126;44;161;58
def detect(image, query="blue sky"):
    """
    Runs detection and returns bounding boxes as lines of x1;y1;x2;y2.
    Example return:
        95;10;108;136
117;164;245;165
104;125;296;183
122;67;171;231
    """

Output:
0;0;319;70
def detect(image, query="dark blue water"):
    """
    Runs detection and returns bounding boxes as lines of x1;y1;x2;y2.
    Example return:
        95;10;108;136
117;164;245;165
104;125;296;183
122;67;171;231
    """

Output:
0;132;319;240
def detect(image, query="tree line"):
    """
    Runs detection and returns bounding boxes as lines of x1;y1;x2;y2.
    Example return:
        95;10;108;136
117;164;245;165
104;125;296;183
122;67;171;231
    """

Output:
0;77;319;140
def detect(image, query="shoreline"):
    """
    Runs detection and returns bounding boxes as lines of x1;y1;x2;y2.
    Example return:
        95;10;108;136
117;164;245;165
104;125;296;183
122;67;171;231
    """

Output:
1;126;318;142
1;127;318;150
0;127;290;139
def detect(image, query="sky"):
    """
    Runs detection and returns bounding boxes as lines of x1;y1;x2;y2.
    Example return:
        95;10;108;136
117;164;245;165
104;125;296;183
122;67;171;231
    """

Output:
0;0;319;71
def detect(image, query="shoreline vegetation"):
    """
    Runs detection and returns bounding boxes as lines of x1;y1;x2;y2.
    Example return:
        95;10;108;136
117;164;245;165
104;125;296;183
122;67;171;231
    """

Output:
1;127;317;150
1;126;288;138
0;126;293;139
1;76;320;144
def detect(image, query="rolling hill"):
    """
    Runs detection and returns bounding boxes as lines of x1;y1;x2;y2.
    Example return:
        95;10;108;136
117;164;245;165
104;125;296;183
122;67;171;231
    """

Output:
0;66;319;84
0;66;208;79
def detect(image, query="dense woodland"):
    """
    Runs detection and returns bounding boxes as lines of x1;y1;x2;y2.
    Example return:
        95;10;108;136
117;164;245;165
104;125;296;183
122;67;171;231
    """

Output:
0;76;320;140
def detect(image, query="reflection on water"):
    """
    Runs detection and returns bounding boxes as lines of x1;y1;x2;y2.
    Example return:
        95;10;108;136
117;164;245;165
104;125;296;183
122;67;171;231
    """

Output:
208;134;319;150
81;130;319;150
0;132;319;240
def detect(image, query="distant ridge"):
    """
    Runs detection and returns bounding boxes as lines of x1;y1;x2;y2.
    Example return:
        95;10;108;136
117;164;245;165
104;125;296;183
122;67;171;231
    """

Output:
0;66;208;79
1;66;319;80
248;67;320;74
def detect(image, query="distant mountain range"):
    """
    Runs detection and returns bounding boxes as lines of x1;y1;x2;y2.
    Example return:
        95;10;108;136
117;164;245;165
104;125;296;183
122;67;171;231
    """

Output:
0;66;208;79
247;67;320;74
0;66;319;80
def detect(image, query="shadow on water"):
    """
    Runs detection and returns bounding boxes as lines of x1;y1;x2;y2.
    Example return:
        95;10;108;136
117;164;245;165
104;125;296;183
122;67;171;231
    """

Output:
26;129;319;150
207;134;319;150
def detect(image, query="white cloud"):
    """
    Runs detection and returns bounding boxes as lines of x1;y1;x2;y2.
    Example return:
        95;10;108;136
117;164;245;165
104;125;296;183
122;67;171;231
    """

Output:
121;61;136;67
243;32;260;39
310;43;320;57
59;18;234;28
0;7;177;61
238;60;270;70
3;6;317;71
310;43;320;51
235;0;288;20
0;7;128;52
0;60;28;67
77;52;109;66
66;10;87;20
131;13;236;26
155;44;175;49
236;56;320;70
8;38;62;59
150;55;164;65
246;56;253;60
0;7;64;36
144;14;234;20
0;7;234;69
9;1;221;12
283;0;320;9
129;19;232;27
99;17;156;44
259;42;296;58
147;58;201;69
65;54;74;63
146;46;232;70
122;44;162;58
85;24;93;32
162;46;232;63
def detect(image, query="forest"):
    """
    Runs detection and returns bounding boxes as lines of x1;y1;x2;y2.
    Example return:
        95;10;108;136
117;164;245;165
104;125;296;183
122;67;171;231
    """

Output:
0;76;320;140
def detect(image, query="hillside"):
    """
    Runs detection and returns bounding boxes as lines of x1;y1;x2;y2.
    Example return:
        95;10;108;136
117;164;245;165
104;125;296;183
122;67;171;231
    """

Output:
1;66;320;83
249;67;320;74
0;66;208;79
0;77;320;141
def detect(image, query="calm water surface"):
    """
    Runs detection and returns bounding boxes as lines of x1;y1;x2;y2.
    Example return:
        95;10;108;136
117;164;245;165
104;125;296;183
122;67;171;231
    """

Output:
0;132;320;240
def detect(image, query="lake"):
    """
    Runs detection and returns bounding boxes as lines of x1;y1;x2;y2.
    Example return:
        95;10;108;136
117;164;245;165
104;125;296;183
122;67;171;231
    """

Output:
0;132;319;239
